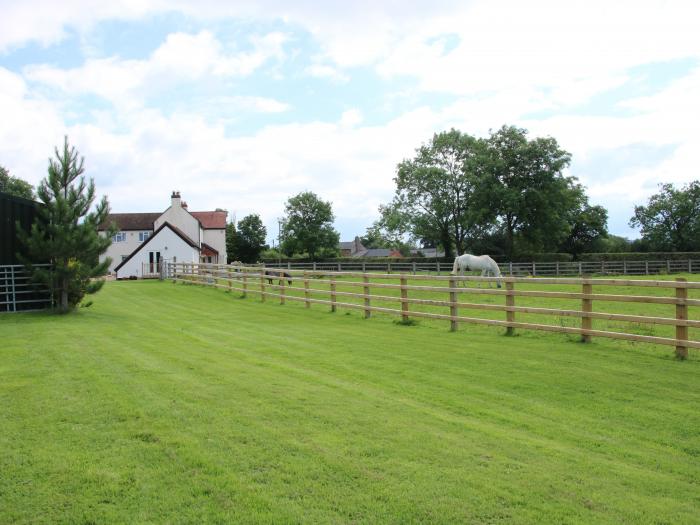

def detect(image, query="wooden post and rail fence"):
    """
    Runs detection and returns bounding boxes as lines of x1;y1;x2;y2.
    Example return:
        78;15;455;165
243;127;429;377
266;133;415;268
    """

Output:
167;262;700;359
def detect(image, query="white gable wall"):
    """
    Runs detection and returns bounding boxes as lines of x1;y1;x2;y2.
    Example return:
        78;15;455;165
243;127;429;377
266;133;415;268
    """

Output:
154;202;200;247
116;226;199;278
202;228;227;262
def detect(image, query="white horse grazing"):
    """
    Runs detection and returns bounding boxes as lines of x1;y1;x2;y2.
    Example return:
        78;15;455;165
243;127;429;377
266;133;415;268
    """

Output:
451;254;502;288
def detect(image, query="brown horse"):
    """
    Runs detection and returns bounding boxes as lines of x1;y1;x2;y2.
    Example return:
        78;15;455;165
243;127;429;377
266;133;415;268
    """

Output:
264;270;293;286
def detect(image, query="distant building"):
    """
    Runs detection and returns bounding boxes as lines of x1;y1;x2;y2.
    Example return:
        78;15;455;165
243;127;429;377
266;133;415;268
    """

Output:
339;236;367;257
338;237;406;258
410;248;445;258
363;248;403;258
98;192;227;278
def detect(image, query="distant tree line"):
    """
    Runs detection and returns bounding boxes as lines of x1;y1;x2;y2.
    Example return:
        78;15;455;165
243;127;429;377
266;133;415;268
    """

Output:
6;127;699;274
365;127;700;258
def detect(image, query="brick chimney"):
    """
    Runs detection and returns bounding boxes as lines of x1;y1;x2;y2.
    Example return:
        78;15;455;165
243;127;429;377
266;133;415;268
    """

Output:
171;191;181;208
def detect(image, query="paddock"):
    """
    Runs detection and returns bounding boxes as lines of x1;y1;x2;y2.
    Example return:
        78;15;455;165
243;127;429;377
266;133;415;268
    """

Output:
2;280;699;523
169;262;700;359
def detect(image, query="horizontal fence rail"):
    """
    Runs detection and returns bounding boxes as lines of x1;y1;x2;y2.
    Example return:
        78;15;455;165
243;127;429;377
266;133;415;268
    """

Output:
167;262;700;359
262;259;700;276
0;264;52;313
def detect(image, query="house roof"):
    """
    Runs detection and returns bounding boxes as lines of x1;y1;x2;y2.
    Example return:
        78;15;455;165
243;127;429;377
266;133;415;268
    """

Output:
361;248;403;258
114;221;199;272
200;242;219;256
190;211;227;229
99;213;160;231
100;209;227;231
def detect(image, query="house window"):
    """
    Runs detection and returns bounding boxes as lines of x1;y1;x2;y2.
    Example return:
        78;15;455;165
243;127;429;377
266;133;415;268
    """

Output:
139;231;150;242
113;232;126;242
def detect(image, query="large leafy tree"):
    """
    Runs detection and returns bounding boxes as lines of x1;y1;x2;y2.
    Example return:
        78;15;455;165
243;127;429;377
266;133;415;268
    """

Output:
477;126;576;257
18;137;112;312
225;221;238;263
629;181;700;251
229;214;268;263
558;186;609;256
390;129;485;259
280;191;339;260
0;165;34;200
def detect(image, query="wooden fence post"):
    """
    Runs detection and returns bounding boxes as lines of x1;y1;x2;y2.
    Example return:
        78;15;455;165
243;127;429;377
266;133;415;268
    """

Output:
280;273;286;305
437;262;441;274
400;274;409;322
260;270;266;302
242;270;247;298
675;277;688;359
330;276;337;313
363;274;371;319
505;281;515;336
304;271;310;308
227;267;232;292
581;276;592;343
449;276;458;332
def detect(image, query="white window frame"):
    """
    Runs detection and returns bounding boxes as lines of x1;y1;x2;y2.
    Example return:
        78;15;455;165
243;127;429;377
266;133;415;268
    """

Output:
113;232;127;242
139;231;151;242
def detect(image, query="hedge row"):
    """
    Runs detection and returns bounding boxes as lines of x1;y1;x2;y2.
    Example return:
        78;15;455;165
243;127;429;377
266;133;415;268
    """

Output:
578;252;700;262
262;252;700;264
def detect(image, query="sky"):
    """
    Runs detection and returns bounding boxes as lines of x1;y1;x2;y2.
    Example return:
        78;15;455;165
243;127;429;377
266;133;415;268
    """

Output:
1;0;699;246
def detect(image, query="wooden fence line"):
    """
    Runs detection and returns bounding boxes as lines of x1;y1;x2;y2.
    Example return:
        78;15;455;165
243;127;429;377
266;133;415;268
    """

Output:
263;259;700;276
168;263;699;358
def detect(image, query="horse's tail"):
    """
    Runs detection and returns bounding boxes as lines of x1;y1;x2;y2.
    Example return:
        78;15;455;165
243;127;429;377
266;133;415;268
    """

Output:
451;257;459;274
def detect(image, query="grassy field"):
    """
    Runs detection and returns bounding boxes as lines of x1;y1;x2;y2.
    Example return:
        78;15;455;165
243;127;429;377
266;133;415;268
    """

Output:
208;270;700;343
1;280;699;524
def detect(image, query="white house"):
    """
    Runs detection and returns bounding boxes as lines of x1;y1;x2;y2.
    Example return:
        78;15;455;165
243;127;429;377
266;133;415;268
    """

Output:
99;191;227;278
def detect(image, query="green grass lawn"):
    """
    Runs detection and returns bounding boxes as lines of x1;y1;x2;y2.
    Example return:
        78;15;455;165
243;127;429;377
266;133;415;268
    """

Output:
1;280;699;524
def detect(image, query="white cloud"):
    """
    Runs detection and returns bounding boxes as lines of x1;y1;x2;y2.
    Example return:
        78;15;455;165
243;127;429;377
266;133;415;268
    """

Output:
23;30;287;109
304;64;349;84
340;109;363;127
2;0;700;242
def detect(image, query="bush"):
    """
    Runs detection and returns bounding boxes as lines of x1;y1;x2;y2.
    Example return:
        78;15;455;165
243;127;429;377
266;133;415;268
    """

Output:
579;252;700;262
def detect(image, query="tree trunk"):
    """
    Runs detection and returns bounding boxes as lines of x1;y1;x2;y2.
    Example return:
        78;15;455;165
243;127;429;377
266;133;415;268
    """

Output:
505;218;515;259
441;230;454;259
60;279;69;313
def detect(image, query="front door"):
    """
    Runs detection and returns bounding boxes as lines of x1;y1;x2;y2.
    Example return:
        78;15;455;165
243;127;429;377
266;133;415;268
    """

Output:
149;251;161;274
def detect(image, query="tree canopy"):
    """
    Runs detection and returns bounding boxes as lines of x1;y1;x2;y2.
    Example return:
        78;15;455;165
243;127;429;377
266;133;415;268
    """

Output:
280;191;339;260
226;214;268;263
382;126;602;259
391;129;482;259
477;126;577;257
630;181;700;251
18;137;112;312
0;165;34;200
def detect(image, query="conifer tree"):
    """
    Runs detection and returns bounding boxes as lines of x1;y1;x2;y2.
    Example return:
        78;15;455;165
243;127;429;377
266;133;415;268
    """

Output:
19;137;113;312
